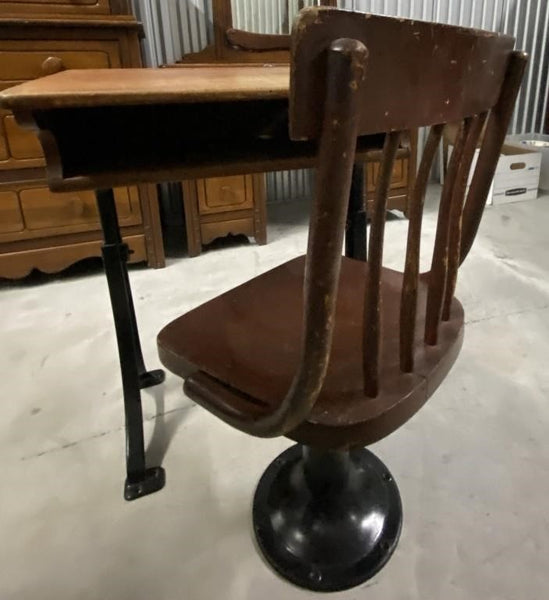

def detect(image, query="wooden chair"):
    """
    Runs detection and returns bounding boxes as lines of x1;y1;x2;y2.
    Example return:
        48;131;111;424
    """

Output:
158;7;526;592
176;0;337;64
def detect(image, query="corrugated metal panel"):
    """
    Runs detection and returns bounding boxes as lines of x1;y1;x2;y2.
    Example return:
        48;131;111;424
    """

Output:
133;0;549;202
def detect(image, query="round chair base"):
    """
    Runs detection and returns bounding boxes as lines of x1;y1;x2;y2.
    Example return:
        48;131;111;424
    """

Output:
253;444;402;592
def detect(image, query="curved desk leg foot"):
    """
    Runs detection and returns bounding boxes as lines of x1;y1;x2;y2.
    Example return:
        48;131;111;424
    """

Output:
139;369;166;389
125;466;166;501
96;189;166;501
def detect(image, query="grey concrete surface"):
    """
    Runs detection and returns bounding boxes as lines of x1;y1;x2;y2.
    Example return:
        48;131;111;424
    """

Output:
1;187;548;599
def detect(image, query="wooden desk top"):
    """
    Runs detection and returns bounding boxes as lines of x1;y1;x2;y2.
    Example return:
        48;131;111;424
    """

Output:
0;63;393;192
0;65;290;111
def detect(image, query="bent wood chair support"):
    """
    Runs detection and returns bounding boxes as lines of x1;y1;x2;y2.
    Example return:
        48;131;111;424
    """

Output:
186;37;368;437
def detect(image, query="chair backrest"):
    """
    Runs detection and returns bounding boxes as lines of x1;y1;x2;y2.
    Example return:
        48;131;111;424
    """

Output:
289;7;526;398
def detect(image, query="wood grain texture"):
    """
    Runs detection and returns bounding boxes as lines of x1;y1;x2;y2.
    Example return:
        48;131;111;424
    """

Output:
179;37;369;438
0;6;164;278
425;119;471;346
0;66;291;110
0;7;526;446
400;124;443;372
159;256;464;449
363;131;400;397
158;9;525;447
290;7;515;140
442;112;488;321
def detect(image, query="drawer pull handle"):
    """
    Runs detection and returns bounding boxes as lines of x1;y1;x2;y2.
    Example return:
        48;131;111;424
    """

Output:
41;56;65;76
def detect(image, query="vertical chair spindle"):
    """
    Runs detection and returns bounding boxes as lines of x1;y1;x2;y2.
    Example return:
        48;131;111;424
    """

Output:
400;124;444;372
424;118;471;346
363;130;401;397
442;112;488;321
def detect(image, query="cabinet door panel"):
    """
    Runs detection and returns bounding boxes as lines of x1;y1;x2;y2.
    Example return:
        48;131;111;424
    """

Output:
366;158;409;193
19;186;136;232
198;175;254;214
0;191;24;233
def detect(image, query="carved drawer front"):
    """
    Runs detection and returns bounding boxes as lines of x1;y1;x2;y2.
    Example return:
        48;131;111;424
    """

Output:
0;39;120;169
366;158;409;193
0;0;114;17
17;186;140;235
197;175;254;215
0;191;24;233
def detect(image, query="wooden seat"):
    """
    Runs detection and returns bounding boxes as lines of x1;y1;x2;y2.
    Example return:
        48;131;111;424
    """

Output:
157;6;526;592
158;255;464;448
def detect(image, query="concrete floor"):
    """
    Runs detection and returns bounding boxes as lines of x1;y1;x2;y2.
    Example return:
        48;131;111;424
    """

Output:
1;187;548;599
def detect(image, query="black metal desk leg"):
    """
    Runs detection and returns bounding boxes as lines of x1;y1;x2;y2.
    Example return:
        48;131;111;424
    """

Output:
96;189;166;501
345;164;368;261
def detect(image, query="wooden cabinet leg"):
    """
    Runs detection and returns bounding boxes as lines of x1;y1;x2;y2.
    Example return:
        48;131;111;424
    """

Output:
182;180;202;257
139;183;165;268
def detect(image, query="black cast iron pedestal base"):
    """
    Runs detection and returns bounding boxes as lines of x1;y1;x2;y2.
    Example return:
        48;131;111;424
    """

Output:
253;444;402;592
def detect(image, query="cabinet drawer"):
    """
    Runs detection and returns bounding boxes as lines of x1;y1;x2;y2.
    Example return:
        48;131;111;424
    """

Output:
0;48;113;82
19;186;138;232
0;39;120;170
197;175;254;215
0;0;114;17
366;158;409;193
0;191;24;233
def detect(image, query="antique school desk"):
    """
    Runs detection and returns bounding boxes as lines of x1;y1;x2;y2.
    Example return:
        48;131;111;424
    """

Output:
0;65;412;500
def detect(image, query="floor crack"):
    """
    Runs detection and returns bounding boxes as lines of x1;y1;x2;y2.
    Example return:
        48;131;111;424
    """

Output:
19;405;193;462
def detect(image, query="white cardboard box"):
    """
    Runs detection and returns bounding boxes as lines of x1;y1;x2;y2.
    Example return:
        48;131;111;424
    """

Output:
444;142;541;205
506;133;549;191
491;144;541;204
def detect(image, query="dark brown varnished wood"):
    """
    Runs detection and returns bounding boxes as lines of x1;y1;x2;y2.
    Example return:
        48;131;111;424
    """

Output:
400;124;443;373
442;111;488;321
160;255;464;449
425;118;471;345
183;37;368;437
363;131;400;398
0;8;526;448
157;8;526;448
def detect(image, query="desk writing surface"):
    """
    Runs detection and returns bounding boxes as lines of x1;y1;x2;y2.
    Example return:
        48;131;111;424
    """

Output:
0;65;290;110
0;63;391;192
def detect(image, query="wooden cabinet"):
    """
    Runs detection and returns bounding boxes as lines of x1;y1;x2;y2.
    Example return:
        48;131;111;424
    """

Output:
182;174;267;257
0;0;130;18
365;156;411;214
0;2;165;278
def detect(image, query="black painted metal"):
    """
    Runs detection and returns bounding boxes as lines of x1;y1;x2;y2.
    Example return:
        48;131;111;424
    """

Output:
345;164;368;261
253;444;402;592
96;189;166;501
